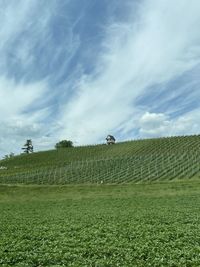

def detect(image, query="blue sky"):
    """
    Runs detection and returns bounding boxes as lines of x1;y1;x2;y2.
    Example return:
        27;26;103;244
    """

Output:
0;0;200;157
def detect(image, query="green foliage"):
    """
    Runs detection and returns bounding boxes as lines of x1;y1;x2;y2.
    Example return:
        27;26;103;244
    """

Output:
55;140;73;149
1;182;200;266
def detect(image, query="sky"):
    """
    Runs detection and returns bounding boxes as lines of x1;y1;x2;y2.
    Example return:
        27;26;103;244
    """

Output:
0;0;200;157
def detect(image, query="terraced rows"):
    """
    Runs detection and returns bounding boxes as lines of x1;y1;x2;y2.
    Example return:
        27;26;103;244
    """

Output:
0;135;200;184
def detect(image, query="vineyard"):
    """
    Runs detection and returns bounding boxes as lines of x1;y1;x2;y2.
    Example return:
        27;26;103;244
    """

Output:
0;135;200;184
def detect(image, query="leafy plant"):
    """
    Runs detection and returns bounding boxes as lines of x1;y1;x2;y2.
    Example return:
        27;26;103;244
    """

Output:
1;182;200;266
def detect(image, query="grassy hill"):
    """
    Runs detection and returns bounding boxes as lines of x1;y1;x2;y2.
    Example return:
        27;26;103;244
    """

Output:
1;135;200;184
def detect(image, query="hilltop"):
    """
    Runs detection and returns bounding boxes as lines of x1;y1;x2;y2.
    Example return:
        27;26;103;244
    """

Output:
0;135;200;184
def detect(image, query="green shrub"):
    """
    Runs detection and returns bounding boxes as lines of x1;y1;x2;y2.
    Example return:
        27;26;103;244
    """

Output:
55;140;73;149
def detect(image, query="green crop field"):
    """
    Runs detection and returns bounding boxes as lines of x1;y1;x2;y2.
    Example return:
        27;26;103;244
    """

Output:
1;135;200;266
1;135;200;185
1;181;200;266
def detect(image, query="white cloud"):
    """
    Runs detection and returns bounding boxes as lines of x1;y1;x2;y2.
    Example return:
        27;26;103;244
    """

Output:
0;77;47;118
139;110;200;138
59;0;200;144
0;1;57;157
0;0;58;75
139;112;170;136
0;76;50;156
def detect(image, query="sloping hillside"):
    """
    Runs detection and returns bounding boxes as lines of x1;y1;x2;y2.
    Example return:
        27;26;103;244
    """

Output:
0;135;200;184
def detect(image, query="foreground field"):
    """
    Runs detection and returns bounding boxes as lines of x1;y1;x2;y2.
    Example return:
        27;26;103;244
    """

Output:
1;181;200;266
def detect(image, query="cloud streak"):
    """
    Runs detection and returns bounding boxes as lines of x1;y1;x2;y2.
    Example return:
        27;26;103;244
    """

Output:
1;0;200;157
0;1;56;156
59;0;200;144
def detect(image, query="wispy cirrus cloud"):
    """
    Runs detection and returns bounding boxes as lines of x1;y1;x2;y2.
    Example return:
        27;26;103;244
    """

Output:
59;0;200;144
0;1;56;156
0;0;89;156
1;0;200;157
0;76;49;155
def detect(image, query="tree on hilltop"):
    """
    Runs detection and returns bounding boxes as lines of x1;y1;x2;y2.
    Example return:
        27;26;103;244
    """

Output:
22;139;33;154
55;140;73;149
